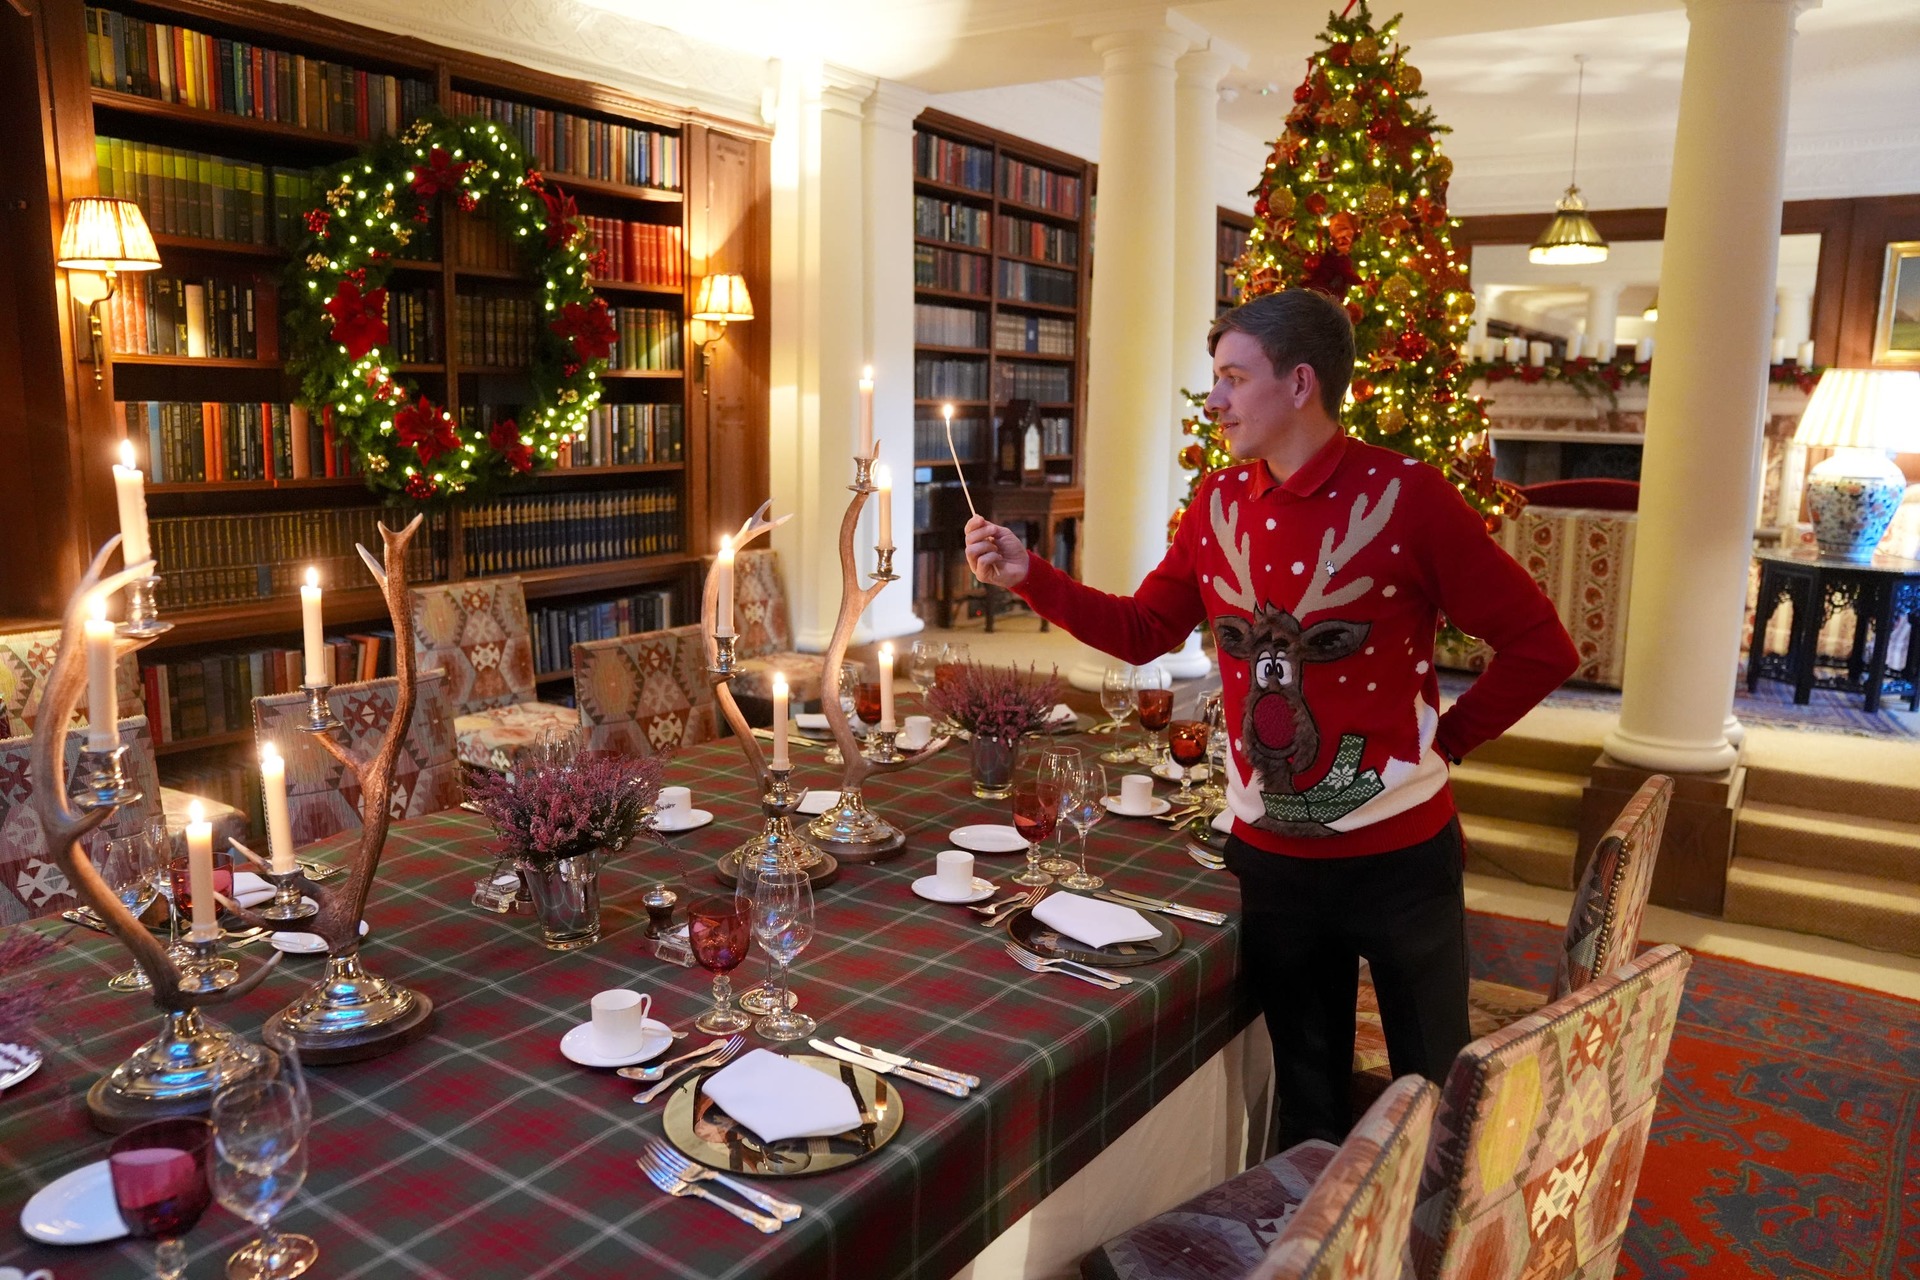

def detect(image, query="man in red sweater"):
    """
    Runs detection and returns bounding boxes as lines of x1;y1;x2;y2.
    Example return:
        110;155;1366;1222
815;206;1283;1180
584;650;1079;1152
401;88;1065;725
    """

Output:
965;289;1578;1145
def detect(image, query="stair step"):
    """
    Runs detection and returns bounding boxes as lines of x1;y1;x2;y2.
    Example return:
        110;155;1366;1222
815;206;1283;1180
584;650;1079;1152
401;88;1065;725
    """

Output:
1450;760;1585;830
1724;858;1920;957
1735;801;1920;882
1460;813;1579;890
1739;731;1920;820
1464;727;1601;777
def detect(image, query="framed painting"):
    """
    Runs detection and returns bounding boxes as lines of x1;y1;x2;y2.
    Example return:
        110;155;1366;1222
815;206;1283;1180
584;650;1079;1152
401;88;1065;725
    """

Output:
1873;240;1920;367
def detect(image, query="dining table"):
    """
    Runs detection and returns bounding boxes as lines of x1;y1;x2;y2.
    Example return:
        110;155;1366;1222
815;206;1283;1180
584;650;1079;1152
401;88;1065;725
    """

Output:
0;728;1256;1280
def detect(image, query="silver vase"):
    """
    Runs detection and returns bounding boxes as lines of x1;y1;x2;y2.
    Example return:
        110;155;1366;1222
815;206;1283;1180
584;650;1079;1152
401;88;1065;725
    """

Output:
970;735;1018;799
520;853;603;951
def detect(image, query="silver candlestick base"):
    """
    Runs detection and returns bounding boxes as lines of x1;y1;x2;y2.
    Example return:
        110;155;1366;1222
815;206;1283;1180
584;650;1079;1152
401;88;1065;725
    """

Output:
87;1007;272;1131
864;726;905;765
73;743;143;811
117;575;174;638
807;781;907;863
709;633;738;677
720;765;836;887
297;684;344;734
179;934;239;994
267;945;436;1064
873;546;898;582
255;868;318;925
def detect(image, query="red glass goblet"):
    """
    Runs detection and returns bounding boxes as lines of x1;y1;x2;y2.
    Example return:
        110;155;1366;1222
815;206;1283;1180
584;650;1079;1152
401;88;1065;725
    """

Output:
687;886;753;1034
1167;719;1209;803
1010;781;1059;888
854;681;884;727
110;1117;213;1280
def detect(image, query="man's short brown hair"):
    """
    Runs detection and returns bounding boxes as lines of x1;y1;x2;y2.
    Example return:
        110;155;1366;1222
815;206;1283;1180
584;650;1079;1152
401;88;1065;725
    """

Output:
1207;289;1355;418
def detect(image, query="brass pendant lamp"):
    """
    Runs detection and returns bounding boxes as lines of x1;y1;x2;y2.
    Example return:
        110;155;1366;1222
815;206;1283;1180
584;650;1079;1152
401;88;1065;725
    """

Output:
1530;56;1609;266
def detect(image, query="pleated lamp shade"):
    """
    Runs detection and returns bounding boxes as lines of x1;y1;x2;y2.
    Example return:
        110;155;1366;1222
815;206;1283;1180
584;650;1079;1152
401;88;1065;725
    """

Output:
56;197;162;272
1794;368;1920;451
693;273;754;323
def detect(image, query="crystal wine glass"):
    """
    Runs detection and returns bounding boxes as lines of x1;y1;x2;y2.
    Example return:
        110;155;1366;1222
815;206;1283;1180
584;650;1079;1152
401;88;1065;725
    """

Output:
212;1059;316;1280
103;823;162;992
1036;745;1082;877
1059;760;1107;891
1167;720;1209;804
1010;779;1059;888
1098;667;1136;764
1197;689;1228;813
686;878;754;1034
908;639;941;693
738;861;815;1042
109;1117;213;1280
1133;670;1174;768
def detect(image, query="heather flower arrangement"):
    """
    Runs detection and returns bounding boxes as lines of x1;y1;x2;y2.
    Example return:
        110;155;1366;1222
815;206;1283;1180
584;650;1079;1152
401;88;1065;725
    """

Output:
0;925;77;1046
467;753;665;869
927;661;1062;745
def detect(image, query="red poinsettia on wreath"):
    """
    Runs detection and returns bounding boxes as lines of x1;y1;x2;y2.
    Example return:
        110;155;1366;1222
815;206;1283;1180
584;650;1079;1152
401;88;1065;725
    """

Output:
411;147;476;199
394;397;460;465
551;299;618;363
488;419;534;473
323;278;389;361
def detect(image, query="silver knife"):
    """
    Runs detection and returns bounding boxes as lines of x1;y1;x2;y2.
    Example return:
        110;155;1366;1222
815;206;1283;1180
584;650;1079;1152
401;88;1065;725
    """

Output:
1098;889;1227;926
806;1039;969;1097
832;1037;981;1090
61;909;112;934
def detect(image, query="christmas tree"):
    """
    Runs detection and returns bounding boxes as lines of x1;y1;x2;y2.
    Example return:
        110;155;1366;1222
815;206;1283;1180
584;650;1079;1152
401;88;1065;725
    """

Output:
1175;1;1511;536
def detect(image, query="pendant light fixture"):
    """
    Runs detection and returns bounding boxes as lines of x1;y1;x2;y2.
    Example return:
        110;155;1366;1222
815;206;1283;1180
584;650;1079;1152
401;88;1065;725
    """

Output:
1530;56;1609;265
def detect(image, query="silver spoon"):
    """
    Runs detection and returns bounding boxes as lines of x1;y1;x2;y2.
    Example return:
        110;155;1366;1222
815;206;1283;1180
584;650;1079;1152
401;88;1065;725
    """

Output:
616;1036;726;1082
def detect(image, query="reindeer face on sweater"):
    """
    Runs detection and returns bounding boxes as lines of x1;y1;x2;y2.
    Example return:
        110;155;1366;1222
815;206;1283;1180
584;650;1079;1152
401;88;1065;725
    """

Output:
1213;606;1369;790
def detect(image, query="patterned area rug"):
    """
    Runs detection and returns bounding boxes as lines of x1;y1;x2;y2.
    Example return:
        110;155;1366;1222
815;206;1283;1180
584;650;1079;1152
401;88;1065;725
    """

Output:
1470;911;1920;1279
1439;670;1920;740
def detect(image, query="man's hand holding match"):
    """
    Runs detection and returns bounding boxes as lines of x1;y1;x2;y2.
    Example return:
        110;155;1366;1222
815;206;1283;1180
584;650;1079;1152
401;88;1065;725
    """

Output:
964;516;1031;589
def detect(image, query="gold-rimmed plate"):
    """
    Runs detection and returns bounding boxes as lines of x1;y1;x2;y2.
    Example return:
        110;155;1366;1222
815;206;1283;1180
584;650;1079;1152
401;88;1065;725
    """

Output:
1005;905;1182;968
660;1054;905;1177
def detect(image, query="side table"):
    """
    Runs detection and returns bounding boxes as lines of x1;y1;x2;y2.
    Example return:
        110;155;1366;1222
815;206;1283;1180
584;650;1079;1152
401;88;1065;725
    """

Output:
1746;549;1920;713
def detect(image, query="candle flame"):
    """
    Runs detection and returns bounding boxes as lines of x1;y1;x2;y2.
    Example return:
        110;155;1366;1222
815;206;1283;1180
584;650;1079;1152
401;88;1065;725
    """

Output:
861;364;874;382
188;799;206;824
880;641;894;658
88;593;109;623
305;566;319;589
942;402;954;421
873;463;892;491
118;439;136;469
718;534;734;561
773;673;788;696
261;741;282;766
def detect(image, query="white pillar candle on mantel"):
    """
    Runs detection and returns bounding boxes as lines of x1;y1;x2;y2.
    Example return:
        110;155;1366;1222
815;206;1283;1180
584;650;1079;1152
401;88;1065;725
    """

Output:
1797;340;1815;368
186;800;217;942
1528;341;1551;367
1504;337;1526;363
771;673;789;770
112;440;151;567
261;742;295;874
878;642;896;731
1770;338;1786;363
858;366;875;461
715;536;736;638
84;594;118;751
1636;337;1656;363
301;567;327;686
873;463;894;552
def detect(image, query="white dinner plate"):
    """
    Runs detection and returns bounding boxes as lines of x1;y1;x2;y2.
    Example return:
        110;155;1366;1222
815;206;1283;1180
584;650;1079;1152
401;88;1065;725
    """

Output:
0;1044;43;1091
949;824;1030;854
1151;762;1209;783
651;809;715;834
911;875;997;904
559;1018;674;1068
271;919;369;954
796;791;841;816
19;1160;128;1245
1101;796;1173;818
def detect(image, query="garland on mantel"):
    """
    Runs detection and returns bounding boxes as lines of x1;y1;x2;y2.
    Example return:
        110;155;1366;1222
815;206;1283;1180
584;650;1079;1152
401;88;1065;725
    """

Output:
1469;356;1823;406
286;116;615;503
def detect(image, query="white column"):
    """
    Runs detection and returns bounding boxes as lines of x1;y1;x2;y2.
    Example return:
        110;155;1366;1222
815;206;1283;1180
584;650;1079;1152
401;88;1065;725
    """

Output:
1603;0;1812;774
1583;283;1623;360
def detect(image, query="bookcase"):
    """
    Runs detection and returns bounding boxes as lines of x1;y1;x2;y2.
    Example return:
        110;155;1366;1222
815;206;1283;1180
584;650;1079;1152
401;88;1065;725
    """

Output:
1217;207;1254;315
6;0;770;831
909;108;1092;626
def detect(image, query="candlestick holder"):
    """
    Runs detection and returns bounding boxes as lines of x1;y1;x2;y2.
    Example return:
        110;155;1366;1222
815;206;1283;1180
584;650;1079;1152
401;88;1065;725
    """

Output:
874;546;898;582
117;574;174;638
715;763;837;889
296;683;345;734
179;934;239;994
255;867;318;925
852;455;876;490
73;742;143;811
865;726;904;765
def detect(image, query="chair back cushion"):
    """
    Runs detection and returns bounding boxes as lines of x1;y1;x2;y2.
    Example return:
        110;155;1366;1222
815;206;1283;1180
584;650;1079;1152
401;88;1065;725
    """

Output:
409;578;536;715
734;549;795;661
0;716;163;923
0;628;143;736
1557;775;1671;999
573;625;716;756
252;670;458;847
1412;943;1692;1280
1250;1075;1439;1280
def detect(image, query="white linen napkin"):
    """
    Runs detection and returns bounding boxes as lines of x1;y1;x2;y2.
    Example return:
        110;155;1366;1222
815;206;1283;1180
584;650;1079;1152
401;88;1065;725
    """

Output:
794;712;831;732
1046;702;1075;725
1031;892;1160;949
797;790;841;815
1211;808;1233;835
701;1049;863;1142
233;871;276;907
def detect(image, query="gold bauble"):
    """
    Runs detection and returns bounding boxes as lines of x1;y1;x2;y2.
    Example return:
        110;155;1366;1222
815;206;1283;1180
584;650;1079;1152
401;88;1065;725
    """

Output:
1379;407;1407;436
1394;64;1422;94
1361;184;1393;217
1428;154;1454;184
1353;36;1381;64
1323;97;1359;129
1381;273;1414;306
1269;187;1297;219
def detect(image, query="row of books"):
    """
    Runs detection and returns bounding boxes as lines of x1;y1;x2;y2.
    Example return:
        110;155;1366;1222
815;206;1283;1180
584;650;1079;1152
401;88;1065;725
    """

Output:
107;271;278;361
997;214;1079;266
455;295;537;369
1000;159;1082;217
913;196;988;248
389;288;443;364
157;756;261;839
564;404;686;467
1218;222;1251;262
150;508;449;611
915;357;990;401
94;137;320;250
461;489;681;574
915;303;989;349
85;6;433;141
528;589;675;676
993;312;1075;356
581;216;685;288
913;414;990;464
1036;414;1073;458
913;133;994;193
915;245;990;295
608;307;684;372
995;363;1073;404
1218;262;1237;305
141;634;393;746
119;400;301;485
447;91;682;192
998;261;1076;309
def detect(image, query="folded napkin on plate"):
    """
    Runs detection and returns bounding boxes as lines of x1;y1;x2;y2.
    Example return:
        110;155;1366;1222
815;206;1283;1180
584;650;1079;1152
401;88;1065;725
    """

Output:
1211;808;1233;835
1031;892;1160;949
233;871;276;908
1045;703;1075;725
701;1048;863;1142
798;790;841;814
794;712;831;732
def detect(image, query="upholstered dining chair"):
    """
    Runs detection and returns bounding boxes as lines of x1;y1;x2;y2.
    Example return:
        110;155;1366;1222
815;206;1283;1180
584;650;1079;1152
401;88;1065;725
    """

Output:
572;625;718;757
251;670;459;848
408;577;582;770
731;549;824;707
1081;1074;1439;1280
1352;774;1674;1109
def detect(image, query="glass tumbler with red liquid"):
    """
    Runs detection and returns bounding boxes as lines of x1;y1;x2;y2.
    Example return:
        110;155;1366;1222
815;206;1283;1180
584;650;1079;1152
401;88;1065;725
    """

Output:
1010;781;1060;888
855;681;884;728
686;883;753;1034
110;1117;213;1280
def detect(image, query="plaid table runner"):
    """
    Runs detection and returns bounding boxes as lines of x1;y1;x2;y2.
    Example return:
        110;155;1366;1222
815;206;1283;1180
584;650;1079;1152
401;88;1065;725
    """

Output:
0;732;1252;1280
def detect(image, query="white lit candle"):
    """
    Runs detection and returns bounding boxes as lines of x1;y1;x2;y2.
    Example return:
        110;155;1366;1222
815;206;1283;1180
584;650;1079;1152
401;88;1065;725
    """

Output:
261;742;295;874
1528;341;1550;367
1770;338;1787;364
874;463;894;553
858;366;875;461
186;800;216;942
878;642;896;732
1636;336;1655;363
301;568;326;686
771;673;789;770
1798;340;1816;368
112;440;151;567
84;594;118;751
715;536;735;639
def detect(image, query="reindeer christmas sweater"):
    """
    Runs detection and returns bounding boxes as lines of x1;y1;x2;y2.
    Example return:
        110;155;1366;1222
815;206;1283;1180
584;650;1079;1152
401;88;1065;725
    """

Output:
1013;434;1579;859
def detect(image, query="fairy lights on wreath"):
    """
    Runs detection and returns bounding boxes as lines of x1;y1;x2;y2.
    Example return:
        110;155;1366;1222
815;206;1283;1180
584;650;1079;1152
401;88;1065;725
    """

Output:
286;116;616;502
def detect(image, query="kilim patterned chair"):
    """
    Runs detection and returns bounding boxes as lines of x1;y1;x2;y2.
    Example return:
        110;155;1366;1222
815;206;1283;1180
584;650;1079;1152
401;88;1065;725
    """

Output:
0;627;245;844
251;670;459;848
1081;1075;1439;1280
409;577;581;770
1352;776;1673;1110
572;625;718;757
0;715;164;924
1409;944;1691;1280
732;549;823;706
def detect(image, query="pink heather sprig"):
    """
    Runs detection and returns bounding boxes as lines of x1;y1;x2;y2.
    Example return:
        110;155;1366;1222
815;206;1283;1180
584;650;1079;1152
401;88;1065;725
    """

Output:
0;926;78;1047
926;661;1061;745
466;752;665;868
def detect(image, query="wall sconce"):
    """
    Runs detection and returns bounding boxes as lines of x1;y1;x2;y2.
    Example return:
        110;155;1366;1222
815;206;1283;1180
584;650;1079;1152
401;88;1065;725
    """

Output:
691;273;754;394
57;197;161;390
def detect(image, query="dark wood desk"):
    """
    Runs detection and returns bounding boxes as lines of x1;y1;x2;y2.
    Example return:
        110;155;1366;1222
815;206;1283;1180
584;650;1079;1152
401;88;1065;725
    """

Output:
1747;549;1920;713
926;484;1060;630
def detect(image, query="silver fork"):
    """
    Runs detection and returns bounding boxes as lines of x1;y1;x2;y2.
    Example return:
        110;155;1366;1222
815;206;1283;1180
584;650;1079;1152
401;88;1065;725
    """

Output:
616;1037;728;1082
642;1138;802;1222
1002;943;1129;989
636;1148;780;1232
967;888;1034;917
1185;842;1226;870
979;888;1044;928
633;1033;744;1104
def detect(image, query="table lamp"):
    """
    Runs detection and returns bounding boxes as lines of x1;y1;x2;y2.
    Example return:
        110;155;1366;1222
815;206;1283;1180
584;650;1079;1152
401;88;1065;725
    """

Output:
692;272;754;391
56;196;162;390
1793;367;1920;560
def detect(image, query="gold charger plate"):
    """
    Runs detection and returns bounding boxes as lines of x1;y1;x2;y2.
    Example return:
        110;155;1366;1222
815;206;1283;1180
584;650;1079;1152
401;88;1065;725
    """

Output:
660;1054;905;1177
1005;904;1182;968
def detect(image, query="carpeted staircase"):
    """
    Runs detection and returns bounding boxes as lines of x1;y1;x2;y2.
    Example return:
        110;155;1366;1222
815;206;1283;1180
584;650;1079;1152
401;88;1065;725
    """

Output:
1452;706;1606;890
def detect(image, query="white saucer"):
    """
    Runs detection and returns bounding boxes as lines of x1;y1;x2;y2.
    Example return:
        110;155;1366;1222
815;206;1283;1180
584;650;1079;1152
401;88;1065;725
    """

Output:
651;809;714;833
1101;795;1172;818
949;824;1030;854
911;875;997;904
0;1044;42;1091
1151;762;1209;784
559;1018;673;1068
796;790;841;816
271;919;369;953
20;1160;128;1245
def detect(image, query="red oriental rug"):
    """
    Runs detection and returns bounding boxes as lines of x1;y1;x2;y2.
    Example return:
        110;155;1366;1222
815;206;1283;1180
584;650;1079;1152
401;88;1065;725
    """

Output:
1467;911;1920;1279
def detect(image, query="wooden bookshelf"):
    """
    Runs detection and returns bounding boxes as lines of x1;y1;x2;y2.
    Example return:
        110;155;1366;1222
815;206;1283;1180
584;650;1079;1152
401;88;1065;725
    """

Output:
1217;207;1254;314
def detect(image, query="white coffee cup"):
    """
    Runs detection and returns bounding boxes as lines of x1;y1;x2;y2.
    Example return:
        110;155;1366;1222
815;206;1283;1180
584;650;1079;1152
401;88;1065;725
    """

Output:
936;849;975;894
655;786;691;822
901;714;934;751
1119;774;1156;813
590;989;653;1057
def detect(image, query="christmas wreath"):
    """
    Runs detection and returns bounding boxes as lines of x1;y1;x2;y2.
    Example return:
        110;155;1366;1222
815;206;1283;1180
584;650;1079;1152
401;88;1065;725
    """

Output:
286;116;614;502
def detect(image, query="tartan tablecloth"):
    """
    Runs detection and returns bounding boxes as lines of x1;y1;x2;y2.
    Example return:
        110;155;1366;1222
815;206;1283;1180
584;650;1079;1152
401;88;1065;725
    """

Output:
0;733;1252;1280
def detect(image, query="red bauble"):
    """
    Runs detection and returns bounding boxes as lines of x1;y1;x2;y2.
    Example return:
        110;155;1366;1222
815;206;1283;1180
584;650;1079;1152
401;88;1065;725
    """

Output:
1351;378;1373;401
1367;118;1391;141
1345;300;1364;323
1254;193;1270;219
1326;42;1351;66
1394;330;1430;361
1304;192;1328;216
1179;443;1205;469
1293;81;1313;104
1433;389;1455;405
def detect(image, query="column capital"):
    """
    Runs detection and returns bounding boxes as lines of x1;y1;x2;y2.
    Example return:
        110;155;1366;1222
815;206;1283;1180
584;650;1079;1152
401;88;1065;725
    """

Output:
1076;8;1204;66
864;79;928;136
1175;40;1247;88
817;62;877;118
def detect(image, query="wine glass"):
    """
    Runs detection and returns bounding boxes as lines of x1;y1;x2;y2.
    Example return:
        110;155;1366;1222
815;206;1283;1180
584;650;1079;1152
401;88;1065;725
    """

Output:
1010;777;1059;888
211;1062;316;1280
103;823;162;992
1059;760;1107;891
109;1117;213;1280
1133;669;1174;768
1097;667;1135;764
738;862;816;1042
908;640;941;693
1167;720;1209;804
1197;689;1228;812
685;877;753;1033
1036;745;1082;877
854;679;884;730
